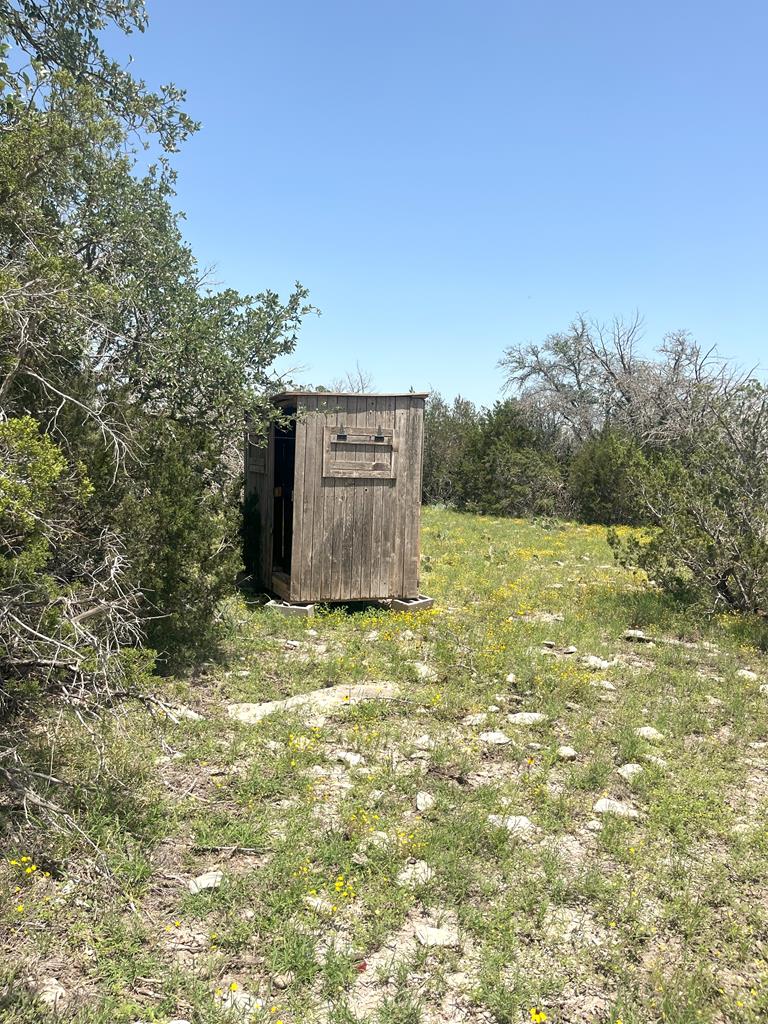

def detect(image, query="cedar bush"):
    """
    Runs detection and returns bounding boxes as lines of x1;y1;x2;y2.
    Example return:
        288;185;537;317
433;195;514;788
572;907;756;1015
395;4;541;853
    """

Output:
610;383;768;614
568;431;644;525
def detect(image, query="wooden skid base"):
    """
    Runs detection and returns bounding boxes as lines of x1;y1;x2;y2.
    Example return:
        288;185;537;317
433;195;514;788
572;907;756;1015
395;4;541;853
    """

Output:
265;599;316;618
390;594;435;612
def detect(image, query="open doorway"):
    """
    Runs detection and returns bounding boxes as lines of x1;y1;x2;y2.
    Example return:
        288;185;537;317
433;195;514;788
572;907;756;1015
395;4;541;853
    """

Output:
272;410;296;576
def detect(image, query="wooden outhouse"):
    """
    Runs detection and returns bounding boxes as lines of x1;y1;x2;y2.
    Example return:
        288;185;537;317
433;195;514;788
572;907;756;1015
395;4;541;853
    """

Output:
244;391;428;606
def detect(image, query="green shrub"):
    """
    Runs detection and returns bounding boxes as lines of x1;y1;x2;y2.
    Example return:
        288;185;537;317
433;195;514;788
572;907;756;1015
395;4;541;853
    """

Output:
0;417;151;714
569;431;644;524
610;383;768;614
467;446;565;518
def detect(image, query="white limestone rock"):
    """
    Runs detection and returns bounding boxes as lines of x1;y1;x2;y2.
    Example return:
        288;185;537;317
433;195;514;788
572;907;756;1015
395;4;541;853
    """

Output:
170;704;204;721
592;798;639;819
583;655;613;670
335;750;366;768
410;661;438;681
479;730;511;746
227;681;398;724
397;860;435;887
623;629;654;643
617;763;644;782
27;977;68;1012
462;712;488;726
590;679;616;691
635;726;665;743
218;987;262;1020
507;712;546;726
361;830;390;851
415;791;435;812
643;754;668;768
303;894;334;915
487;813;536;836
188;869;224;894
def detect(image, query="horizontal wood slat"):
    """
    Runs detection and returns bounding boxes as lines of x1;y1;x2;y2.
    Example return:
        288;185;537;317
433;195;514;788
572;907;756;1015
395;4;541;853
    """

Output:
322;425;397;479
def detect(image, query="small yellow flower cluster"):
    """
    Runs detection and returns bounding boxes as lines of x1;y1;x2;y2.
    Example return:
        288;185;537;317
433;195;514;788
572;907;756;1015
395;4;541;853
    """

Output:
291;858;315;880
305;872;356;914
8;854;53;916
348;808;381;833
288;732;317;752
333;873;355;900
8;855;37;875
529;1008;547;1023
514;547;556;559
396;829;426;853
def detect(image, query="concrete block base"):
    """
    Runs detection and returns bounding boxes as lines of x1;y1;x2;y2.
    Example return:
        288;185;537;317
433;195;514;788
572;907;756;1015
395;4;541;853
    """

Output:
390;595;435;612
265;599;316;618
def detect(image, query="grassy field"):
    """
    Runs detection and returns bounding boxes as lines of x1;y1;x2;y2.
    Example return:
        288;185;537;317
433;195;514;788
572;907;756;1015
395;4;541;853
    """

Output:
3;509;768;1024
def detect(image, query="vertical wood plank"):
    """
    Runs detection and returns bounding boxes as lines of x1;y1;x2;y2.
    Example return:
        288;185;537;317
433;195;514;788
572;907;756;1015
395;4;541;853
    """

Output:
299;398;314;603
368;397;385;599
382;394;396;597
358;396;376;598
334;397;352;602
348;396;363;600
309;399;326;601
299;391;313;598
319;397;338;601
296;393;317;602
403;398;424;597
391;396;409;599
290;400;307;601
398;394;414;598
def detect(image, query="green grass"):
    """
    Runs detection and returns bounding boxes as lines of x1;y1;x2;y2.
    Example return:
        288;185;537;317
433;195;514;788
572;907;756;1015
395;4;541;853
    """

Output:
2;509;768;1023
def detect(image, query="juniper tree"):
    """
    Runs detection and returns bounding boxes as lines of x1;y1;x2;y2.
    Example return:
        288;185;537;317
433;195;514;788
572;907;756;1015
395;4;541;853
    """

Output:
0;1;310;808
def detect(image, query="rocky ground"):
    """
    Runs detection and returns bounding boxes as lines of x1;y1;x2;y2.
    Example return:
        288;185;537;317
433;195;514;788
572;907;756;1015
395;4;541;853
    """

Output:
2;510;768;1023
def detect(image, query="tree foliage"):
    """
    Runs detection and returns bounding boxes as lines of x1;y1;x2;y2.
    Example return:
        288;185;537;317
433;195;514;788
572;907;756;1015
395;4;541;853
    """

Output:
0;0;311;777
611;382;768;614
568;431;644;526
422;394;480;506
500;313;734;447
422;395;566;517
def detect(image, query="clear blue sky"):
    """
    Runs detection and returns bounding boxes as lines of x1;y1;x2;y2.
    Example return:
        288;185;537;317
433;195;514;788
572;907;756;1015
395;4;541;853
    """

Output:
115;1;767;406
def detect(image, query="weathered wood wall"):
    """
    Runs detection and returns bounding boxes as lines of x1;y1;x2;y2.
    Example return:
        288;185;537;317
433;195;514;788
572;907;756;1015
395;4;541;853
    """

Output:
288;393;425;603
244;393;426;602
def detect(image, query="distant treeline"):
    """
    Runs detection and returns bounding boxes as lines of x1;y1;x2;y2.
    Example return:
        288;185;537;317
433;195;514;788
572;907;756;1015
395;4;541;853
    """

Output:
423;393;641;525
422;315;768;618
